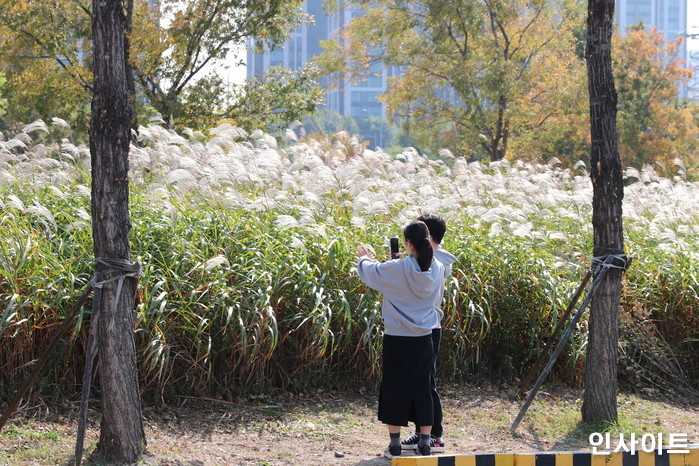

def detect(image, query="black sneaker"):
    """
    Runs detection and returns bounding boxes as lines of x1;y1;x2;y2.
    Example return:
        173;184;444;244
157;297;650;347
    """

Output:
418;442;431;456
384;444;402;459
430;437;445;453
400;432;420;450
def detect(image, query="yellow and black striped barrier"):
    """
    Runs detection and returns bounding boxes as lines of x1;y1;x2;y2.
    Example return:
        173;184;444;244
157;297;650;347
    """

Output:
392;446;699;465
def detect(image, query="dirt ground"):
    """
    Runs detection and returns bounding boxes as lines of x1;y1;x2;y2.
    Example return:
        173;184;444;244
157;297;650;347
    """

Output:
1;383;698;465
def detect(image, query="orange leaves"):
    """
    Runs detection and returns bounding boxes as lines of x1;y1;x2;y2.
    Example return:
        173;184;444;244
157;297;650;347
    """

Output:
614;26;699;169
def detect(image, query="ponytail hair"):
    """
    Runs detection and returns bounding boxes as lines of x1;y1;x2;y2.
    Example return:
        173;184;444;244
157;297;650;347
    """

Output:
403;220;433;271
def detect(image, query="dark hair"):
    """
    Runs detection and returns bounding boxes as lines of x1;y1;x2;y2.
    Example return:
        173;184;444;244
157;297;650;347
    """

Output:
417;214;446;244
403;220;433;271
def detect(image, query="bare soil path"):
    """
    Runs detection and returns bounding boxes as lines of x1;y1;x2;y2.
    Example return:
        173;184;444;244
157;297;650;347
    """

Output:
1;383;697;465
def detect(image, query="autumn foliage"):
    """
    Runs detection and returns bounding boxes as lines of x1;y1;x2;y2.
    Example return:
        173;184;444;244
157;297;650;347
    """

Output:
318;0;698;171
614;26;698;169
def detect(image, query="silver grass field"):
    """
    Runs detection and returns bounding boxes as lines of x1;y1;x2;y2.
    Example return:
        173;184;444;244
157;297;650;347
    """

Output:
0;119;697;401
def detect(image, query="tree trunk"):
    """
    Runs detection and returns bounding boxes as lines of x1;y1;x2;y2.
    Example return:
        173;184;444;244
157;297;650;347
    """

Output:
90;0;145;461
482;96;509;162
124;0;139;134
582;0;624;425
493;95;508;162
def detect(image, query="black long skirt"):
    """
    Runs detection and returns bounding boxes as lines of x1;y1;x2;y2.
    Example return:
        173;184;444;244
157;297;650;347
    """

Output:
378;333;434;427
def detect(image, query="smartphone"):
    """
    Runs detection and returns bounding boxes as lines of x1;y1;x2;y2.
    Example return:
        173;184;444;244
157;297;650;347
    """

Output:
390;237;399;259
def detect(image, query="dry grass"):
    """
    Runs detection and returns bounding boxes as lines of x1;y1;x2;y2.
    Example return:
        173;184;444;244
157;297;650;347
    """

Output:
1;383;698;465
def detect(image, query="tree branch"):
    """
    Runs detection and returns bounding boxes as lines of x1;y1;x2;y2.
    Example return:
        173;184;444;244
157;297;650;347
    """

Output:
16;27;93;92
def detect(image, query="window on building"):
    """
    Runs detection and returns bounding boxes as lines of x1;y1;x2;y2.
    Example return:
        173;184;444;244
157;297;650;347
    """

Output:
657;0;665;27
289;36;304;70
626;0;652;24
351;91;382;118
667;4;680;29
270;47;284;67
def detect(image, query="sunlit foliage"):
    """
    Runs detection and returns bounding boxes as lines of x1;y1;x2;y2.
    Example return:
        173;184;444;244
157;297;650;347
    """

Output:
0;0;318;132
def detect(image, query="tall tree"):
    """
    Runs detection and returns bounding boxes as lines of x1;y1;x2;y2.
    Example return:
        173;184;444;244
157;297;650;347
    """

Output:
0;1;92;132
90;0;145;461
510;23;699;169
582;0;624;424
129;0;308;127
222;65;325;132
318;0;584;161
0;0;311;131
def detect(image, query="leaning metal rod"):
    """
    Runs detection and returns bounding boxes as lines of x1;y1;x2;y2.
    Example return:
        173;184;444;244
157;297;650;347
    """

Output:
74;288;101;466
510;266;609;433
0;285;93;431
73;258;141;466
517;270;593;398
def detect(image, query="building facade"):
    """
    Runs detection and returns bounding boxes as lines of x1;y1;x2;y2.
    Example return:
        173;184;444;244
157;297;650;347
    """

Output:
247;0;396;147
689;47;699;99
615;0;691;97
247;0;328;76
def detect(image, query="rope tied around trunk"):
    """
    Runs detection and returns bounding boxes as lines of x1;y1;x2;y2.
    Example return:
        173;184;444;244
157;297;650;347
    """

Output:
89;257;141;334
511;249;631;432
75;257;141;465
90;257;142;292
1;257;143;464
591;252;629;275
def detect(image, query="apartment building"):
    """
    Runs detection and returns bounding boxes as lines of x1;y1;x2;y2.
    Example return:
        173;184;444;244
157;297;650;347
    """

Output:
246;0;396;147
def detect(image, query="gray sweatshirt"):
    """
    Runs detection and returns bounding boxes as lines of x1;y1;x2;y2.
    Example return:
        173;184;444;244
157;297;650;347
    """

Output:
357;255;446;337
433;248;457;327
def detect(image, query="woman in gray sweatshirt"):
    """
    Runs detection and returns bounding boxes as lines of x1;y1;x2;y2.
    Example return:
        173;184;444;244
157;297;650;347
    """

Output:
356;220;446;458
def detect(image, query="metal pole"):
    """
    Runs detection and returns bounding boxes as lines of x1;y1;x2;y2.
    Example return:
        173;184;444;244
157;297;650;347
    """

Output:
510;267;608;433
74;287;101;465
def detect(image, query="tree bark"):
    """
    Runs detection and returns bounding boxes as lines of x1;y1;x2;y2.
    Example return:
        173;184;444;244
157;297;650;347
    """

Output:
90;0;145;461
124;0;139;133
582;0;624;424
